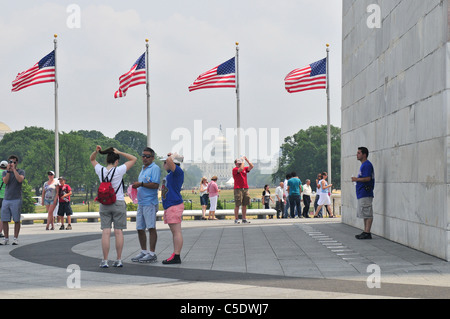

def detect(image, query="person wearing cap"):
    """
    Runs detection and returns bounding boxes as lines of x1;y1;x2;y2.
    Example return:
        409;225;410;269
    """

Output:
1;155;25;245
130;147;161;264
206;176;220;220
41;171;59;230
232;156;254;224
57;176;73;230
161;153;184;264
0;160;7;238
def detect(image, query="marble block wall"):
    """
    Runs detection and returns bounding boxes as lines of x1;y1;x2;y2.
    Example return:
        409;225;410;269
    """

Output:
342;0;450;260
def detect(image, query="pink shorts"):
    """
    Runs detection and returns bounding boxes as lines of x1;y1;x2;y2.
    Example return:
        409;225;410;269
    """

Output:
164;203;184;224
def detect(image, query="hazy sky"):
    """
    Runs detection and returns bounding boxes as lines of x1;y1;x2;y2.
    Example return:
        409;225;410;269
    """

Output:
1;0;342;163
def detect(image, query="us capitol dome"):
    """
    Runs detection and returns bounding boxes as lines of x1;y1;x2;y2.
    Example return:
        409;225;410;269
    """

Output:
0;122;12;141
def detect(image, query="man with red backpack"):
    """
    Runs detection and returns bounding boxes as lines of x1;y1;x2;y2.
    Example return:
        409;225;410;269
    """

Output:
90;145;137;268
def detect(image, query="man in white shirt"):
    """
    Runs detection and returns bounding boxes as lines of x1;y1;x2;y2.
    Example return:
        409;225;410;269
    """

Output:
275;182;284;219
302;179;312;218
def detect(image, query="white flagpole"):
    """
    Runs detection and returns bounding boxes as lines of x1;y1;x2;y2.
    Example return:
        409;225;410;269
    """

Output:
326;43;331;186
235;42;241;157
54;34;59;178
145;38;151;147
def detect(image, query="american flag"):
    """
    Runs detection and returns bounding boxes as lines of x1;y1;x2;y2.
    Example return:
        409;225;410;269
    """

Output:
12;51;56;92
189;57;236;92
285;58;327;93
114;53;146;98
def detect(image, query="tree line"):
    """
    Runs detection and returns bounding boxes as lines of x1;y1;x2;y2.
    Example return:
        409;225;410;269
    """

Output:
0;127;152;201
0;125;341;204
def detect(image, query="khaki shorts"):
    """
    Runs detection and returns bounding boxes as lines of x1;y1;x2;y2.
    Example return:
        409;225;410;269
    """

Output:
357;197;374;219
99;200;127;230
234;188;250;206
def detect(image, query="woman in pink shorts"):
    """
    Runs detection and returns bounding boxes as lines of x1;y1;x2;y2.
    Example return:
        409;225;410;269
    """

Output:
161;153;184;264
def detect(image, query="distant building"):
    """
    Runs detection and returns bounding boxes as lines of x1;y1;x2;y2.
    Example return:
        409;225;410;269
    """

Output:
0;122;12;141
184;127;234;187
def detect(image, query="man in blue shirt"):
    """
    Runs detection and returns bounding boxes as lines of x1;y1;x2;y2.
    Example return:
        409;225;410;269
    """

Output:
131;147;161;263
352;147;375;240
287;172;302;218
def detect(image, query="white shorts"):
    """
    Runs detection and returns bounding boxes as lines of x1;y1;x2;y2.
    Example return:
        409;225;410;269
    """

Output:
318;193;331;206
209;196;218;211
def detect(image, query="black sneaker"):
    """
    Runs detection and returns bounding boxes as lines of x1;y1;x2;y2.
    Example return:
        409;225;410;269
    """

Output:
162;253;181;264
355;232;372;240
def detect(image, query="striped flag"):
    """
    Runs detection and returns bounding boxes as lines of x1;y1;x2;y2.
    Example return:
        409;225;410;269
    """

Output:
12;51;56;92
114;53;146;98
189;57;236;92
285;58;327;93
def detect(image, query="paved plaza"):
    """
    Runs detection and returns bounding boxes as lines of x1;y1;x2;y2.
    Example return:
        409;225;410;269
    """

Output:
1;217;450;300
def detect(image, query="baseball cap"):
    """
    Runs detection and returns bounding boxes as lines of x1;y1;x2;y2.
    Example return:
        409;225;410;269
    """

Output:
48;171;55;175
0;161;7;169
163;153;184;164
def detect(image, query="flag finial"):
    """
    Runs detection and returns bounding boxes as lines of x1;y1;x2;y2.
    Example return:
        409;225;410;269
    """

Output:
236;42;239;46
146;38;149;43
54;34;58;38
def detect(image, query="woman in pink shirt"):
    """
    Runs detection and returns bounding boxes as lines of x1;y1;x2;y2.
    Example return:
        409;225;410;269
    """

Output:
206;176;220;220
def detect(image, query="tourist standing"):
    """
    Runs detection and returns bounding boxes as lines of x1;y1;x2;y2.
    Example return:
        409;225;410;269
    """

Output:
90;146;137;268
161;153;185;264
42;171;59;230
131;147;160;263
232;156;254;224
352;147;375;240
1;155;25;245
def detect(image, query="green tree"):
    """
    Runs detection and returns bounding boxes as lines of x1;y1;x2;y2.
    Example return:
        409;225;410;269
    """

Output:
273;125;341;189
0;127;52;163
114;130;148;154
21;179;35;214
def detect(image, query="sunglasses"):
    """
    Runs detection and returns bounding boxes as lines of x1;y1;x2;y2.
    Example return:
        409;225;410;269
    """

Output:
141;154;154;158
9;161;16;164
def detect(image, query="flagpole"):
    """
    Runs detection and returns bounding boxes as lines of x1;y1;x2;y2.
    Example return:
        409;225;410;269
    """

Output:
235;42;241;157
54;34;59;178
326;43;331;186
145;38;151;147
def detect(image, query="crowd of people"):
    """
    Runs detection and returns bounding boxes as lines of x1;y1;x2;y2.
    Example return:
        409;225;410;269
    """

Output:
0;146;375;268
265;171;336;219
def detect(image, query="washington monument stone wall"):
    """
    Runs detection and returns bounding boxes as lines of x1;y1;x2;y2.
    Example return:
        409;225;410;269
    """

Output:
342;0;450;260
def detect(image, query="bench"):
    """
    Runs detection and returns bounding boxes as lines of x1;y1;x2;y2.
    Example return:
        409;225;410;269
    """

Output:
20;209;277;224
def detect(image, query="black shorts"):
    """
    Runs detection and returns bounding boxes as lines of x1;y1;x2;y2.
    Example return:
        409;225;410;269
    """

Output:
57;201;73;216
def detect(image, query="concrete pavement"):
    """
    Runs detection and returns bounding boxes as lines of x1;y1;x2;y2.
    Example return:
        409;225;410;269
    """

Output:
1;217;450;300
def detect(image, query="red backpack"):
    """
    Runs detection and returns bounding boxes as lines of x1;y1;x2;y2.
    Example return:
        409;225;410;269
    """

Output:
95;167;120;205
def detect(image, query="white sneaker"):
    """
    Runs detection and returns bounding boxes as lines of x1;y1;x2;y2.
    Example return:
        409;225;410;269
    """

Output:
0;238;9;245
113;260;123;267
99;260;109;268
131;251;147;262
12;238;18;245
139;254;157;263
